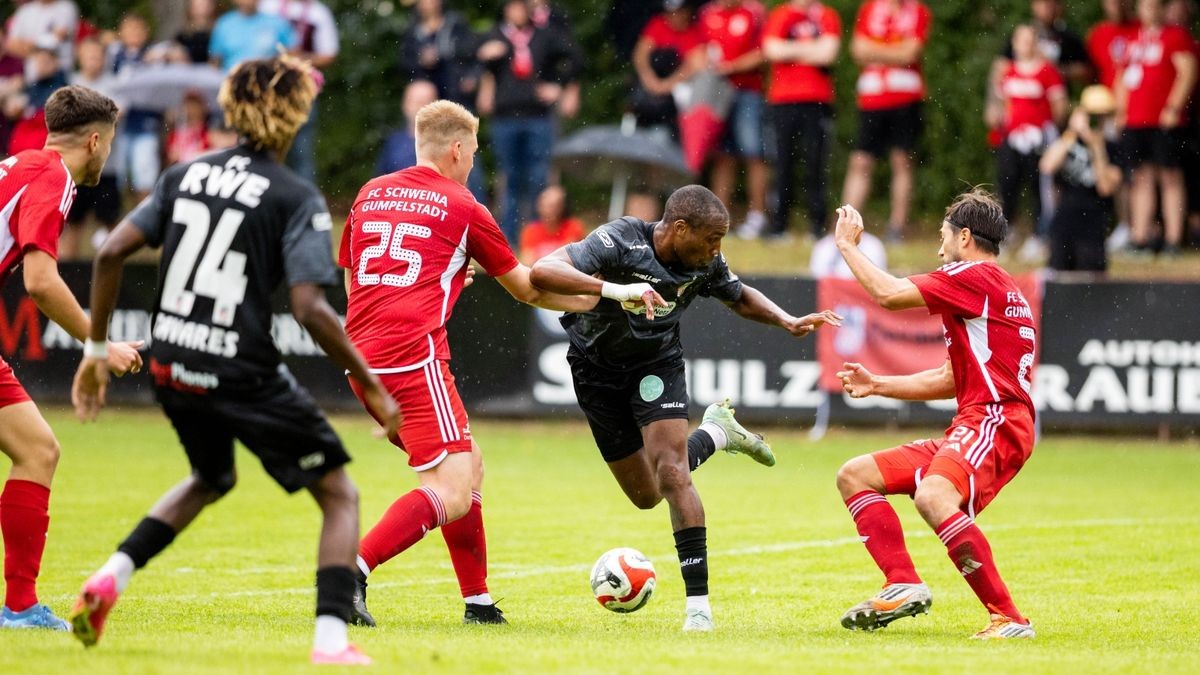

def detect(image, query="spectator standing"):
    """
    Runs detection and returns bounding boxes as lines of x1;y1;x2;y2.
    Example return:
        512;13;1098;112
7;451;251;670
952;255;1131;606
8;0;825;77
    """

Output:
607;0;662;62
1166;0;1200;246
176;0;218;65
4;0;78;83
477;0;582;242
630;0;706;134
1117;0;1197;255
761;0;841;240
700;0;768;238
0;25;24;154
1088;0;1139;89
108;14;162;202
399;0;480;108
22;46;67;111
841;0;932;242
376;79;438;175
1041;85;1124;272
165;90;212;166
989;24;1068;244
999;0;1093;87
209;0;296;72
810;224;886;279
519;185;585;263
64;36;121;259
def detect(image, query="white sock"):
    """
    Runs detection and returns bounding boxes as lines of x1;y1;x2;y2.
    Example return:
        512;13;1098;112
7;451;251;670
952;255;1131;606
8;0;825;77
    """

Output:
686;595;711;614
313;615;348;654
355;555;370;578
97;552;135;593
698;422;728;451
463;593;493;606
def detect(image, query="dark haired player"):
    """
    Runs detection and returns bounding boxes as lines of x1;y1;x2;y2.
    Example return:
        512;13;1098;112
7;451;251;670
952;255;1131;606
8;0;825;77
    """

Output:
530;184;841;631
68;57;397;665
0;85;143;631
832;193;1037;639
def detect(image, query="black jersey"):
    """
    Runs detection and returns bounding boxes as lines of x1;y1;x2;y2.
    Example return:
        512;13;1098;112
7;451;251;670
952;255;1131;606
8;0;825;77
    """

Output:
128;145;338;390
561;217;743;371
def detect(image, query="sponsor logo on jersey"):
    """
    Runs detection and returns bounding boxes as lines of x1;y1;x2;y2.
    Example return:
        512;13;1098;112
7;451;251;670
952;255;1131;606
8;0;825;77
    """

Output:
311;212;333;231
632;272;661;284
639;375;665;402
620;300;677;318
597;230;615;248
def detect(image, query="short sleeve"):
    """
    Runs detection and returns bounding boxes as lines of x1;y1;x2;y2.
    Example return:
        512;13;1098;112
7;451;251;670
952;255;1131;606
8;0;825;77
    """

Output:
278;17;298;50
337;210;354;269
1043;65;1065;97
640;16;667;46
914;4;932;42
763;8;788;41
909;266;984;317
565;221;625;276
127;172;171;248
466;201;519;277
698;254;743;302
1166;26;1195;57
853;4;869;37
282;193;338;287
313;6;340;56
16;170;72;259
822;7;843;35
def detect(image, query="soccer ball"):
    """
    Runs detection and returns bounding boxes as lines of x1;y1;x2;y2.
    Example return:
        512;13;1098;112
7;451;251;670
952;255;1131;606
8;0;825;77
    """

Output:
590;547;656;613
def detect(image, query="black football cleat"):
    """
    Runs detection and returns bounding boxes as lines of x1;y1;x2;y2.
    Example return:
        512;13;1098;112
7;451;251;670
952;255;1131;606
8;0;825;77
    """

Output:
463;602;507;625
349;570;376;627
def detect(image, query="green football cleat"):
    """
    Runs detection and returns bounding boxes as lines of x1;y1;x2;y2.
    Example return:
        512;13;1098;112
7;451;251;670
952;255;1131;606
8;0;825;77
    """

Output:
703;399;776;467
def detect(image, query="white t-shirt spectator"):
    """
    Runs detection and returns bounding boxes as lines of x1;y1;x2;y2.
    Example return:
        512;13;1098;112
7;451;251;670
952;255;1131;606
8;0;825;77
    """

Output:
257;0;339;60
8;0;79;80
810;232;888;279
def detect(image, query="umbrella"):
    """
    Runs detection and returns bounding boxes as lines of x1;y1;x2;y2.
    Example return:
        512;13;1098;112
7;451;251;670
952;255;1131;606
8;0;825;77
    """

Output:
109;64;225;113
553;117;695;220
673;71;735;174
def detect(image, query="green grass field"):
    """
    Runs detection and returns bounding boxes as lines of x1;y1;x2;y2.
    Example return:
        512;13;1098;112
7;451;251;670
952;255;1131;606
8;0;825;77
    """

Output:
1;409;1198;673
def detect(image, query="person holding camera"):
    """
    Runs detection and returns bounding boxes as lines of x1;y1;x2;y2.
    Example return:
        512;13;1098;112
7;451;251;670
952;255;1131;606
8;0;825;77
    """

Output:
1040;85;1125;273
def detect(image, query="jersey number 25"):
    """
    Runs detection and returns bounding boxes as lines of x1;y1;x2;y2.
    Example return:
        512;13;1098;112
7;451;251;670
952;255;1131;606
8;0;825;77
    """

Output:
356;221;432;288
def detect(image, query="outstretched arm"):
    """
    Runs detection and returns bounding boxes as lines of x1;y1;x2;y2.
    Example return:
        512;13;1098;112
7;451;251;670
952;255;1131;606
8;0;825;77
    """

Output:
495;261;600;313
529;248;664;319
837;360;955;401
834;205;925;310
728;284;842;337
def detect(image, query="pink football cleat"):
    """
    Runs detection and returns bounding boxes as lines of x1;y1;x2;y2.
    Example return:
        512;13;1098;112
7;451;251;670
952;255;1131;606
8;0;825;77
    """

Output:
69;573;120;647
311;643;373;666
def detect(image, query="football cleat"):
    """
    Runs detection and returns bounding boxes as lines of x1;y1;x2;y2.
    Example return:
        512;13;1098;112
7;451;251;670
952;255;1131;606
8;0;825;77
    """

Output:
70;573;120;646
681;607;714;632
703;399;776;467
463;602;507;625
311;643;372;665
840;582;932;631
971;606;1035;640
348;570;376;627
1;603;70;631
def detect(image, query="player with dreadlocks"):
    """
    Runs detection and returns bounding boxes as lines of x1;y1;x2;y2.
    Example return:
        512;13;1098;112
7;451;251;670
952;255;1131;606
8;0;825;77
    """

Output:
69;56;397;665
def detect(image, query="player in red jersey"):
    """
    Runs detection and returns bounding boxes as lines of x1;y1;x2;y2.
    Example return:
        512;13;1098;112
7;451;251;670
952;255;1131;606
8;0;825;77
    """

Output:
0;86;141;631
831;191;1038;640
338;100;592;627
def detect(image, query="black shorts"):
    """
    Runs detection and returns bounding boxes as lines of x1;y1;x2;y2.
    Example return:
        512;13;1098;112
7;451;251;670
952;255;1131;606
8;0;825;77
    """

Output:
1120;127;1185;169
567;348;689;463
856;102;923;158
154;373;350;494
67;174;121;226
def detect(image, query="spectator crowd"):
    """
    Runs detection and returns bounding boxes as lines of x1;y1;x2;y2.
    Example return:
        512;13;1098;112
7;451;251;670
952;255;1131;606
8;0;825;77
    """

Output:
4;0;1200;275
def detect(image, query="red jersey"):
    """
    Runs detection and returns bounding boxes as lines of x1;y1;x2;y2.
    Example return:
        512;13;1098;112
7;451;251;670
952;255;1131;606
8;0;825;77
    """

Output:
910;261;1036;416
853;0;932;111
338;166;519;370
0;149;75;287
999;60;1064;139
700;0;766;92
763;1;842;104
1087;19;1139;88
1122;24;1196;128
639;14;706;61
519;216;585;262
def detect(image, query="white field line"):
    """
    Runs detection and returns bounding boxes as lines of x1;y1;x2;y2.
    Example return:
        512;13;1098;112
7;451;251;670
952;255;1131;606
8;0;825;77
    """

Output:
49;516;1195;604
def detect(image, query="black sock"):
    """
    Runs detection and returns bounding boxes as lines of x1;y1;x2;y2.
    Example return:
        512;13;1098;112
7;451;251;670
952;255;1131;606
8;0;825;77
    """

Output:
117;517;176;569
673;526;708;597
687;430;717;472
316;566;356;621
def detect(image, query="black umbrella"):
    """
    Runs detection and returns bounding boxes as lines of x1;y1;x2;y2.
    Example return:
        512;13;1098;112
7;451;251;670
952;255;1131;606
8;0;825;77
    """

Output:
553;118;695;219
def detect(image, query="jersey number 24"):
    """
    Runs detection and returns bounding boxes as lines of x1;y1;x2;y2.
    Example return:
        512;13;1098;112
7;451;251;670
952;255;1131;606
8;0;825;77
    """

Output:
159;198;249;327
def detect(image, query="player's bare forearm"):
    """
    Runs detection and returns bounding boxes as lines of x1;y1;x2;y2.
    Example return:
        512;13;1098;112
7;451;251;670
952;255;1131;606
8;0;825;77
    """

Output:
289;284;374;385
873;362;956;401
88;222;146;341
729;285;792;327
529;250;603;296
837;242;923;310
498;262;597;312
24;251;90;342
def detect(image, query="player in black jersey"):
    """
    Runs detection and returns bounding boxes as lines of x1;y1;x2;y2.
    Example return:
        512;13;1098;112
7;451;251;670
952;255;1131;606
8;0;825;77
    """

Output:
531;185;841;631
67;56;397;666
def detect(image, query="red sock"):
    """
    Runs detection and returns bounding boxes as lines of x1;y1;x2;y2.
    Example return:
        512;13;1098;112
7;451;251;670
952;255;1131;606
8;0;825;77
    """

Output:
1;479;50;611
845;491;921;585
441;490;488;598
936;512;1025;623
359;487;445;572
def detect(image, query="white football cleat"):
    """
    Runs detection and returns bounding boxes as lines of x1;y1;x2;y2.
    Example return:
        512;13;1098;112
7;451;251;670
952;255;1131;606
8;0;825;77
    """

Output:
682;607;714;632
841;582;932;631
971;606;1035;640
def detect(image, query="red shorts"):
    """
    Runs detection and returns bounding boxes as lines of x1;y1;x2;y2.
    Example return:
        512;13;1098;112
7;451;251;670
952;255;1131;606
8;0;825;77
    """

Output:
872;402;1034;517
0;356;31;409
350;360;473;471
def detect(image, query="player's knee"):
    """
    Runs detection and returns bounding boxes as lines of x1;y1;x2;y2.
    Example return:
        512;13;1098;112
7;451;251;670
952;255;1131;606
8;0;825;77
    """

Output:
913;479;959;520
654;459;692;496
32;436;61;474
629;489;662;510
440;487;472;522
835;456;872;497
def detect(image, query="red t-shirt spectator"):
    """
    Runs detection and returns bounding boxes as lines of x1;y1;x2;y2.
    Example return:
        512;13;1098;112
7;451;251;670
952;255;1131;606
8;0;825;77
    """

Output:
998;61;1065;138
700;0;766;92
7;111;48;157
764;1;842;104
1087;19;1139;89
640;14;706;61
520;216;585;262
1122;24;1196;128
853;0;932;111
